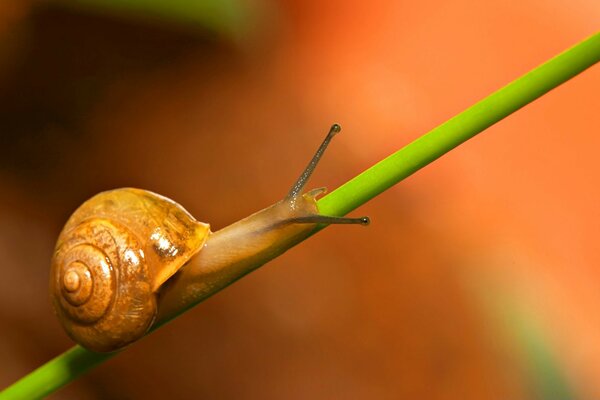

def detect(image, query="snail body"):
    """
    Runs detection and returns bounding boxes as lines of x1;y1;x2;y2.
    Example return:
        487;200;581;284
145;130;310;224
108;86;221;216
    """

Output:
50;124;368;352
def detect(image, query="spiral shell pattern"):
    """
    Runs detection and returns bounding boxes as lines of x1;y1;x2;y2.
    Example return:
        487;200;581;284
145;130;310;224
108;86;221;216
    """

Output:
50;188;210;352
51;218;155;352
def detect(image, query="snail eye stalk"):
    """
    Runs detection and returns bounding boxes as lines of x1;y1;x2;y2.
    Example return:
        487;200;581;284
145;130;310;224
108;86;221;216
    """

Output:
286;123;341;200
285;124;369;226
287;215;370;226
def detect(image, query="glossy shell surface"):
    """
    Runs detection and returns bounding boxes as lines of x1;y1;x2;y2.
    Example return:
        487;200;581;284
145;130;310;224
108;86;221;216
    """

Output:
50;188;210;352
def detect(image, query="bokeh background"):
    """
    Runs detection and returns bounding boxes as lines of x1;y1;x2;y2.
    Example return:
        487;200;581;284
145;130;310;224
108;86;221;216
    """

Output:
0;0;598;398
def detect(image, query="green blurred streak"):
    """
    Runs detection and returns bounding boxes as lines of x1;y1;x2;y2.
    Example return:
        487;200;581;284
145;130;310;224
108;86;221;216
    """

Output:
477;284;574;400
514;311;573;400
54;0;252;38
1;31;599;400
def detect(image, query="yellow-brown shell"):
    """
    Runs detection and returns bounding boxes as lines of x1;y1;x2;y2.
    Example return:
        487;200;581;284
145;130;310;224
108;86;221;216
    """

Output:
50;188;210;352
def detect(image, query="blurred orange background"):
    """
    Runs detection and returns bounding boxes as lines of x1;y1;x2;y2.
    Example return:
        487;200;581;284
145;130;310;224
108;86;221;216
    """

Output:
0;0;598;398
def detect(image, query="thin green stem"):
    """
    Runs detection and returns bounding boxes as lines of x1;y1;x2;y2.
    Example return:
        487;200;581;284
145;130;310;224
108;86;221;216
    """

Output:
318;32;600;217
1;31;599;400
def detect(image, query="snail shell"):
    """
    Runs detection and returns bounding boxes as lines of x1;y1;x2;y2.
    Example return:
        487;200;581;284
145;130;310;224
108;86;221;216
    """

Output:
50;188;210;352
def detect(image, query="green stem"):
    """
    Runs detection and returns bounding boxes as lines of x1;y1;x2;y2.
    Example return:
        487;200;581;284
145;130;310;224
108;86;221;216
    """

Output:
318;32;600;217
2;31;599;400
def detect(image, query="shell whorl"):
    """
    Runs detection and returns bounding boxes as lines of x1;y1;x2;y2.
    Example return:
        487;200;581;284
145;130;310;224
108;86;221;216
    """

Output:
51;218;156;352
50;188;210;352
58;244;114;323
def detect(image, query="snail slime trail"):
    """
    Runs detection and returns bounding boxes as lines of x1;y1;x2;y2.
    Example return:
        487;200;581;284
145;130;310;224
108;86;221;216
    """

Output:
50;124;369;352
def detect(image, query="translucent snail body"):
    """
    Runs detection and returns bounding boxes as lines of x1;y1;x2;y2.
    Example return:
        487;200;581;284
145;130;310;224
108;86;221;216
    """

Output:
50;124;368;352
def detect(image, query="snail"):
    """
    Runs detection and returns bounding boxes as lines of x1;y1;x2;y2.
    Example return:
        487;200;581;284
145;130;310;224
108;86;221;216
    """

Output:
50;124;369;353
